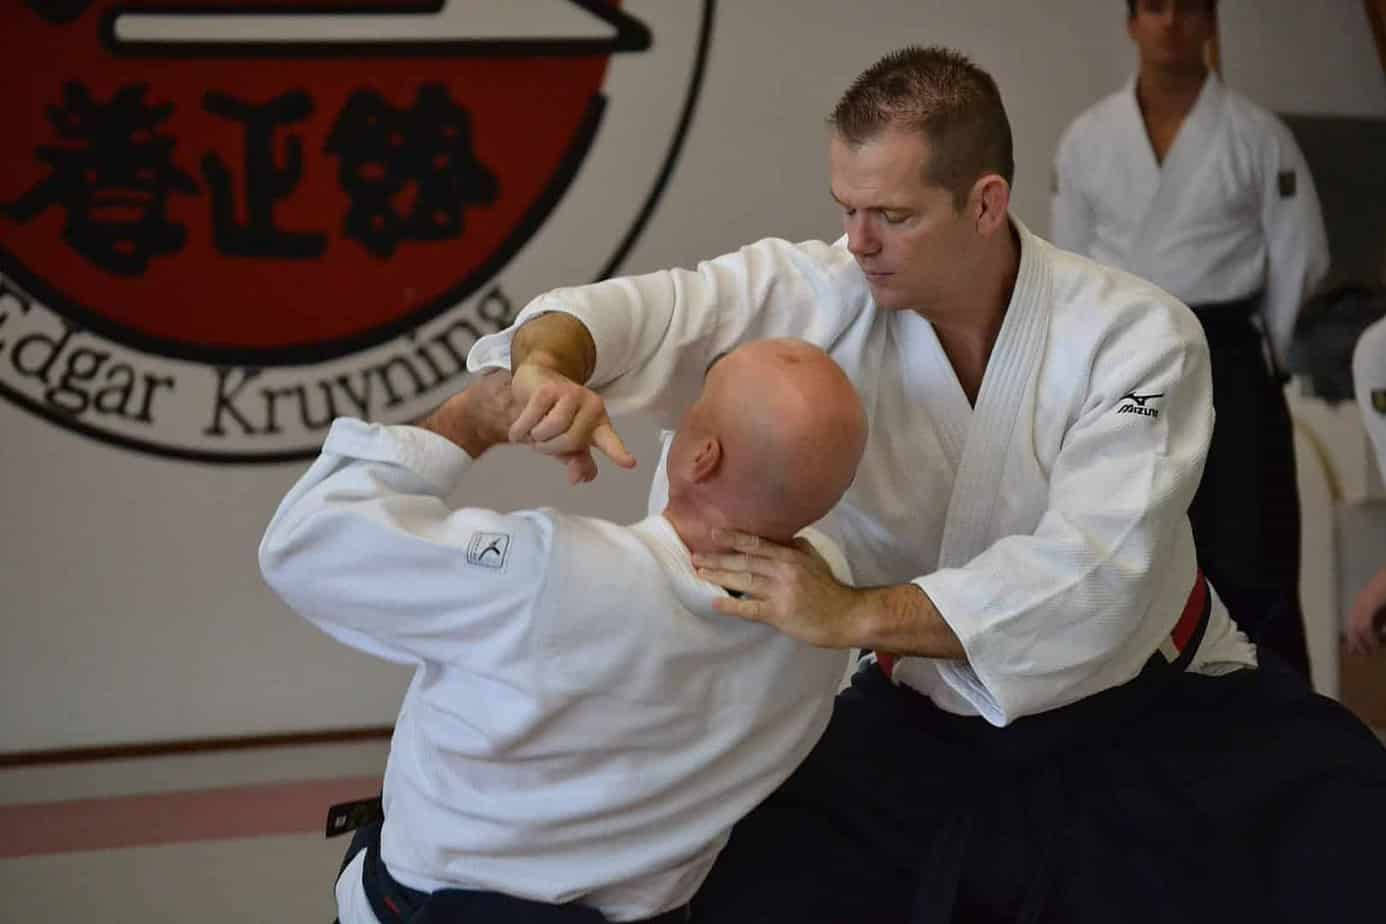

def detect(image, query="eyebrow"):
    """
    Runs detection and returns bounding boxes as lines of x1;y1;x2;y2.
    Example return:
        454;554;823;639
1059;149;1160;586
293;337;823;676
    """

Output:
829;189;910;212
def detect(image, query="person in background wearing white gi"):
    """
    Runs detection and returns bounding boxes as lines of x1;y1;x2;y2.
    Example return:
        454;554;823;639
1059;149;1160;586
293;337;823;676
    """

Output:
469;45;1386;923
1051;0;1330;678
1348;316;1386;654
259;338;868;924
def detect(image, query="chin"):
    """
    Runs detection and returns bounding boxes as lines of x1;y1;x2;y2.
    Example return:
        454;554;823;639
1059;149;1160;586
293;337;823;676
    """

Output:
870;286;918;312
866;279;894;304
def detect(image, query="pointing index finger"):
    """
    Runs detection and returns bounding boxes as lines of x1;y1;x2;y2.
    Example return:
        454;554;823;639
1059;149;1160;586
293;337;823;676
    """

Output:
592;421;637;469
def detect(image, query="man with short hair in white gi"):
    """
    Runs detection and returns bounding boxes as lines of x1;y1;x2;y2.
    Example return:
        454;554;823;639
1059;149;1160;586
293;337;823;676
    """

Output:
1348;316;1386;654
469;45;1386;923
1051;0;1330;677
259;338;868;923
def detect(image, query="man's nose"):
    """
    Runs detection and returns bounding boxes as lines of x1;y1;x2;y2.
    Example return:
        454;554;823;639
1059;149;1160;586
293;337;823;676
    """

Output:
845;216;880;257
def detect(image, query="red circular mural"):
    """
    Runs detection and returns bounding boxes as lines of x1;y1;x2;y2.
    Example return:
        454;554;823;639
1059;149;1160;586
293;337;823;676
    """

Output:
0;1;634;363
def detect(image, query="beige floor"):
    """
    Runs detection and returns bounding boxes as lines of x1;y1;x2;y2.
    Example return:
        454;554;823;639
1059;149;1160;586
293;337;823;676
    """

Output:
2;740;388;923
2;833;347;921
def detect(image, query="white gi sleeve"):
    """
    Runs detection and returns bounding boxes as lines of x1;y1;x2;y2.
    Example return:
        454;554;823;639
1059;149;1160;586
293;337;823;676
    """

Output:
258;418;551;666
1355;317;1386;480
916;304;1214;725
1049;123;1096;256
467;238;871;427
1257;115;1330;369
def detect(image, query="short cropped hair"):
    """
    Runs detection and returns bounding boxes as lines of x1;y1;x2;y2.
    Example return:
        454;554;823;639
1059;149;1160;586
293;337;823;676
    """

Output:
1125;0;1218;17
829;46;1014;207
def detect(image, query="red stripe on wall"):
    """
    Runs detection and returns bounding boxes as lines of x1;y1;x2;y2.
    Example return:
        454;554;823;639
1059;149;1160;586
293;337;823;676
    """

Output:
0;776;382;859
0;726;393;769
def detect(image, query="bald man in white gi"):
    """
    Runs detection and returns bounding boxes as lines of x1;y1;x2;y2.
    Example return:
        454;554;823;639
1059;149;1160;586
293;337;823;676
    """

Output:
1347;317;1386;654
259;339;867;924
1051;0;1330;676
472;45;1386;923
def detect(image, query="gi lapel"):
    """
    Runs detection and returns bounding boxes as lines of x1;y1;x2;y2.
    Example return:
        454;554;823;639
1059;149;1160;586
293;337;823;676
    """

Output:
1110;77;1162;244
893;310;971;477
1128;74;1226;273
936;220;1051;569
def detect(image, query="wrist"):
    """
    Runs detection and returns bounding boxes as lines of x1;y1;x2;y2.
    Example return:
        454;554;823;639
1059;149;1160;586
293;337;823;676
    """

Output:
452;410;495;459
416;386;498;458
518;348;570;376
852;584;916;649
857;583;966;661
460;375;517;455
513;314;596;383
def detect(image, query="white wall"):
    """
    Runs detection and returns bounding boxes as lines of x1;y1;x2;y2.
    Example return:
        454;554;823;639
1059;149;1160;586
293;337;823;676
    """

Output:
1221;0;1386;118
4;0;1381;750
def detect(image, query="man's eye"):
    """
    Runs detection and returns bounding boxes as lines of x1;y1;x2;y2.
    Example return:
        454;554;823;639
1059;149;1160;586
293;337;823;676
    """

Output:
883;212;908;224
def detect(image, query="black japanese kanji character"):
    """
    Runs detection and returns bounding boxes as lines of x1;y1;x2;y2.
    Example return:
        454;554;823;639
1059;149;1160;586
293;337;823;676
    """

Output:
326;85;498;259
202;90;327;259
24;1;94;25
2;82;198;276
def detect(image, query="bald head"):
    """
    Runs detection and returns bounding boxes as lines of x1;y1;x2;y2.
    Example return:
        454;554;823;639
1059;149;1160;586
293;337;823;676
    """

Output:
664;339;867;551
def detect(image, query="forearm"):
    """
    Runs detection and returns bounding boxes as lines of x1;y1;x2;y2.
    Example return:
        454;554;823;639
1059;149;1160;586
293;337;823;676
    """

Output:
414;372;514;458
512;312;597;384
852;583;966;660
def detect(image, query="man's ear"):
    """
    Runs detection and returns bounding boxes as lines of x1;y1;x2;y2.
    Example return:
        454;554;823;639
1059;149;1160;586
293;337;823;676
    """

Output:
972;174;1011;235
687;436;722;484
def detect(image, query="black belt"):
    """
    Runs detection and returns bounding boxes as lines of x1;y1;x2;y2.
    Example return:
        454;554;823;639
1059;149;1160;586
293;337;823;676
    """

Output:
342;820;692;924
1189;292;1263;349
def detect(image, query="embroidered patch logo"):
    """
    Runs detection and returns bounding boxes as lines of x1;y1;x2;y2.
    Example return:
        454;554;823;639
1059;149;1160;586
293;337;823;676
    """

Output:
1373;389;1386;414
467;531;511;569
1278;170;1297;198
1116;391;1164;418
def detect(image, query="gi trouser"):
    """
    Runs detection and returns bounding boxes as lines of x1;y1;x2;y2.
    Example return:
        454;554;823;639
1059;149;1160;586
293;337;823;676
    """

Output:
336;820;692;924
1188;295;1310;677
691;650;1386;922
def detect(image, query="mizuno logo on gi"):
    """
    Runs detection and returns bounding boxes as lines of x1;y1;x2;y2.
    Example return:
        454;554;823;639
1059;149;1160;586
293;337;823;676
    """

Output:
1117;391;1164;418
467;532;511;570
1373;390;1386;414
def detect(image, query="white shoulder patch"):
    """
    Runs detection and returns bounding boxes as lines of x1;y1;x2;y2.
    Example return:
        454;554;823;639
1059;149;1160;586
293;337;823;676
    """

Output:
466;531;512;570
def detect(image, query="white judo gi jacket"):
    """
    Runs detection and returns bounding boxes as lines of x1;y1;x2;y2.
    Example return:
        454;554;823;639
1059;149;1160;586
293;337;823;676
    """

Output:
470;219;1257;728
1355;316;1386;479
259;420;851;922
1051;74;1329;368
